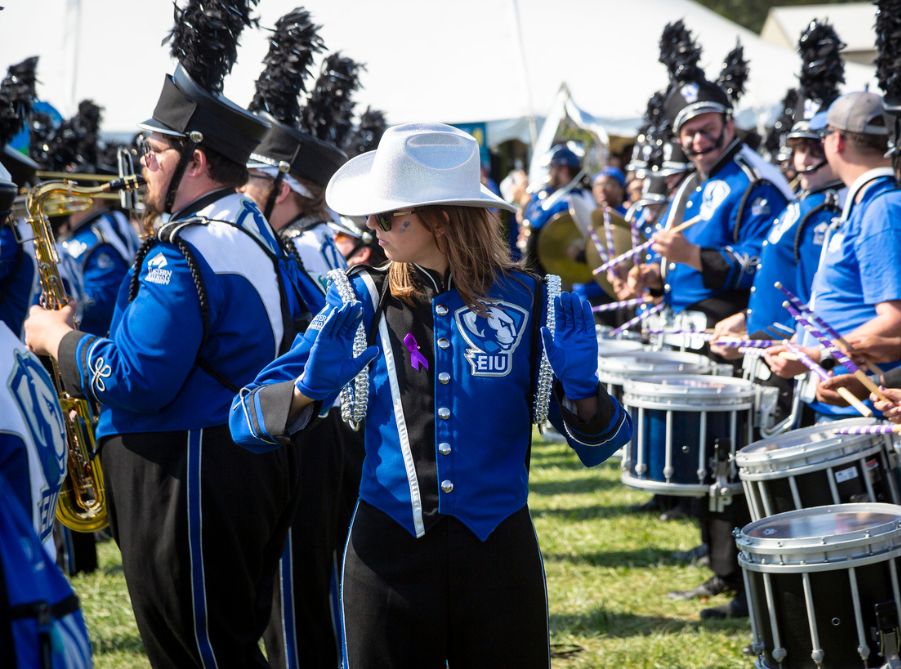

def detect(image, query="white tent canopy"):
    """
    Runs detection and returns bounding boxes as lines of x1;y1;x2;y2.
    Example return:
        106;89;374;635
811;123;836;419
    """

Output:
0;0;879;147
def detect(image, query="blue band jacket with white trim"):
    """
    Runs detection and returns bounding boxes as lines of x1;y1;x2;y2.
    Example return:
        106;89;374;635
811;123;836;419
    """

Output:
231;264;632;541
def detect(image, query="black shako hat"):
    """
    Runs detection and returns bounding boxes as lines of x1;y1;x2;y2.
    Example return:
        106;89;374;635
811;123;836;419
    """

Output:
665;79;733;135
249;116;347;187
0;56;40;187
140;64;269;166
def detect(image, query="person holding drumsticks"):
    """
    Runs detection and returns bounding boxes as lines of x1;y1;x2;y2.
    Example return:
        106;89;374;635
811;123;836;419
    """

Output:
230;123;633;667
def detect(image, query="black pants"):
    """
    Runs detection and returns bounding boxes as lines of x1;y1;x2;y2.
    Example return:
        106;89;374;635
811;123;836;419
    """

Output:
342;501;550;669
101;425;302;669
698;494;752;590
264;411;364;669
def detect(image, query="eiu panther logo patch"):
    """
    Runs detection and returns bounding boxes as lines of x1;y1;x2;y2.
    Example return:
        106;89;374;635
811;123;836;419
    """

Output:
455;301;529;377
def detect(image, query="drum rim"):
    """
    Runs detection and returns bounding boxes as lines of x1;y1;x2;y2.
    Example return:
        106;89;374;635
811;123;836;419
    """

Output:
736;503;901;562
623;374;757;404
621;471;743;497
735;417;885;465
737;440;888;480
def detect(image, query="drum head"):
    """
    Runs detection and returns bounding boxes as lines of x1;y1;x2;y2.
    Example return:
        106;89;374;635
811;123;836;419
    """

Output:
736;417;883;470
745;505;900;541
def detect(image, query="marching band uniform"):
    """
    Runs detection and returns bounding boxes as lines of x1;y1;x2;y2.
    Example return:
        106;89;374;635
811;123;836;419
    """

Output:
57;206;139;336
243;16;367;665
652;137;792;323
25;3;326;661
0;166;92;668
231;124;632;667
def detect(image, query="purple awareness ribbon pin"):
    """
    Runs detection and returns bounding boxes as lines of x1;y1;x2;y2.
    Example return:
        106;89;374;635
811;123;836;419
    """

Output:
404;333;429;372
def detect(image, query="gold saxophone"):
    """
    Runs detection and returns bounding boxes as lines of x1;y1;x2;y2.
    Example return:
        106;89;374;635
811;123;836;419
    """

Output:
25;175;144;532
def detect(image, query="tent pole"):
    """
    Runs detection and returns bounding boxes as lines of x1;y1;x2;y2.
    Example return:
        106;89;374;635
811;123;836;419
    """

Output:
508;0;538;148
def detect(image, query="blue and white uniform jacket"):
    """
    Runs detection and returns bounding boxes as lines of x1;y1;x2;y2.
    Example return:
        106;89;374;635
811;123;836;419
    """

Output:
230;264;633;541
1;220;85;339
59;208;140;336
747;180;845;334
653;140;792;313
280;215;347;301
0;322;67;558
55;189;318;439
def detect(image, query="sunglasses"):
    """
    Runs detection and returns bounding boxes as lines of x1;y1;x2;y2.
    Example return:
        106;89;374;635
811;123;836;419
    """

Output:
371;209;415;232
817;128;840;140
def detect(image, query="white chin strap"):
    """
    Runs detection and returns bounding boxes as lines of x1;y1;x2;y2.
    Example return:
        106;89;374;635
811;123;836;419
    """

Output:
257;165;314;199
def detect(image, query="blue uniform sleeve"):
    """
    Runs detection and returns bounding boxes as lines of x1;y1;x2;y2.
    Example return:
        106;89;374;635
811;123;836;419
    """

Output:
699;183;787;292
856;195;901;306
79;243;129;336
230;284;348;451
56;243;204;412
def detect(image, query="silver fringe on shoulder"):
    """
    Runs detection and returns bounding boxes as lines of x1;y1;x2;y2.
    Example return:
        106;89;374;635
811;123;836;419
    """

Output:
326;269;370;431
533;274;561;430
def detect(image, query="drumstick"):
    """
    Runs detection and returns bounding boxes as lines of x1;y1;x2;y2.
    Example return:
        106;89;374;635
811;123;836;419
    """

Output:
587;227;609;263
832;424;901;435
591;295;652;313
644;329;714;339
601;206;617;262
781;339;873;417
629;211;641;267
715;338;777;349
738;347;768;358
775;282;883;376
610;302;665;337
593;214;703;275
782;301;889;403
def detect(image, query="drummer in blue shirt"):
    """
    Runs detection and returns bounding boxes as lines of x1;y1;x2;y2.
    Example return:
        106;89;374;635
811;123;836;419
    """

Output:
765;93;901;420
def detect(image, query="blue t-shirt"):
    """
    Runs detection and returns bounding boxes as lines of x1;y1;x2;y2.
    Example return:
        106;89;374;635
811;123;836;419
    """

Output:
803;169;901;417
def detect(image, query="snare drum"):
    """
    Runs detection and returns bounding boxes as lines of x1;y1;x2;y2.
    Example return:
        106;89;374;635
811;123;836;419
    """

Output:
737;503;901;669
598;350;719;402
736;418;901;522
621;375;755;497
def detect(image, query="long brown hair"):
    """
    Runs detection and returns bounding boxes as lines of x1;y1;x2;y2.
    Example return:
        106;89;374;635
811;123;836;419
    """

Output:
388;205;526;316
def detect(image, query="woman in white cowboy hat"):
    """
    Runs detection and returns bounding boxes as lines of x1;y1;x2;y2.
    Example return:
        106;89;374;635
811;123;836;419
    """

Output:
230;123;632;667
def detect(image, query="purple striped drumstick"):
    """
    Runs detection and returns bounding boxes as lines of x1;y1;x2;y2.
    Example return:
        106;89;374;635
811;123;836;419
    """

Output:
601;206;617;262
593;214;703;275
588;227;609;263
775;282;883;376
591;295;651;313
629;213;641;267
715;338;776;349
832;424;901;435
610;302;665;337
738;347;768;358
782;301;889;402
782;339;873;417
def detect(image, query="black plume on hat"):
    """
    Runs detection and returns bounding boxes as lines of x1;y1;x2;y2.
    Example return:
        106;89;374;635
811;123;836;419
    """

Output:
716;40;749;104
0;56;38;146
659;20;704;85
876;0;901;164
637;91;669;171
31;100;102;171
764;88;798;158
248;8;324;125
797;20;845;117
299;53;363;147
342;107;388;159
166;0;259;93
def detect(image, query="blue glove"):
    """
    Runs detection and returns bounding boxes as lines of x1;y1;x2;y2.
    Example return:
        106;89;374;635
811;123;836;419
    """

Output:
540;291;599;400
295;301;378;400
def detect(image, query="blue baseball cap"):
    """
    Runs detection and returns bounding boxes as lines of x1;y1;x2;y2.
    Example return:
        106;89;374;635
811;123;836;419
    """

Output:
545;145;581;169
593;166;626;188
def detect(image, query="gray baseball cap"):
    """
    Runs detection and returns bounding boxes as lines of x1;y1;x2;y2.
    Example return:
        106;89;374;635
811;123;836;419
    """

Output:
809;92;887;135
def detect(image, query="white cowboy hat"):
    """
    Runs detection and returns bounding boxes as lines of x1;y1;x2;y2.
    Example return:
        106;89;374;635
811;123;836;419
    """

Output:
325;123;516;216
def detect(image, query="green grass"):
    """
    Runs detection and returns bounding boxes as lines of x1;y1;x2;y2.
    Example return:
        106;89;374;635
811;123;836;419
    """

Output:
74;434;751;668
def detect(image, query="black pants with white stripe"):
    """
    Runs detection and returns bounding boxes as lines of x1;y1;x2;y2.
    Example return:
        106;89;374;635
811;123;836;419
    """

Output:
263;410;364;669
101;425;303;669
341;501;550;669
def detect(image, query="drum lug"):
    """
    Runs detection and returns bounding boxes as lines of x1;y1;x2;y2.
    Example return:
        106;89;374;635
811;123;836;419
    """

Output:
772;647;787;663
811;649;824;666
876;601;901;669
709;438;735;512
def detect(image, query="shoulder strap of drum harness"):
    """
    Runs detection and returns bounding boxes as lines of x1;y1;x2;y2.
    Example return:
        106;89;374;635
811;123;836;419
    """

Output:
128;217;314;393
793;189;842;263
732;153;786;244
